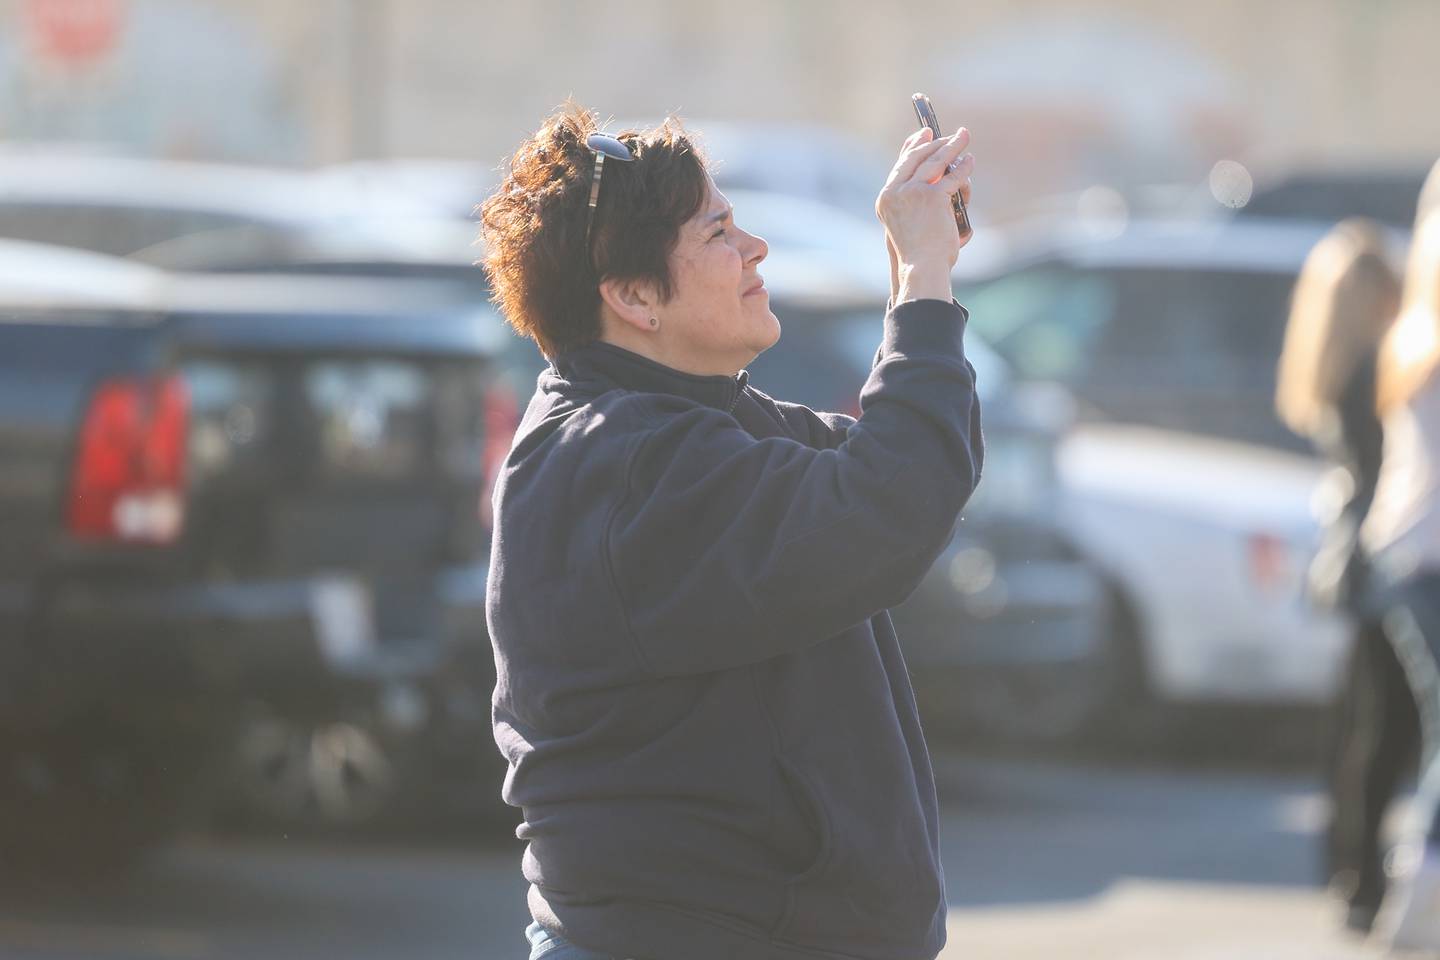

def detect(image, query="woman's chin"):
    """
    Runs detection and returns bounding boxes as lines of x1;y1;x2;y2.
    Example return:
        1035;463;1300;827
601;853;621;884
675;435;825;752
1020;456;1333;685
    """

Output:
761;312;782;348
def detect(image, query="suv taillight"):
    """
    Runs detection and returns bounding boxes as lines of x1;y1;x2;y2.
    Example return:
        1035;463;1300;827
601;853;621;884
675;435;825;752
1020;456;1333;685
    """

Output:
479;381;519;530
67;375;189;544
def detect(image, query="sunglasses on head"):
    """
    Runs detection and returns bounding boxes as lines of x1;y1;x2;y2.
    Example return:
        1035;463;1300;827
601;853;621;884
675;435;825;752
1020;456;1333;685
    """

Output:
584;133;636;253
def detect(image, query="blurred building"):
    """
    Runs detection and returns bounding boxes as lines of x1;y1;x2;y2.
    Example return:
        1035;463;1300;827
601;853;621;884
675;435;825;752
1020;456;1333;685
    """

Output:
0;0;1434;217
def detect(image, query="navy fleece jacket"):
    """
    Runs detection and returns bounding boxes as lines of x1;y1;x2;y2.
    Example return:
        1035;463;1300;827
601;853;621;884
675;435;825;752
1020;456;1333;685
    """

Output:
487;298;983;960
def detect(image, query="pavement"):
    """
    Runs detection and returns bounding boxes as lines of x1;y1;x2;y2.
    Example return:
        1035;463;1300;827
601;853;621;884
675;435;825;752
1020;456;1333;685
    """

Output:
0;750;1424;959
932;753;1394;959
945;879;1376;958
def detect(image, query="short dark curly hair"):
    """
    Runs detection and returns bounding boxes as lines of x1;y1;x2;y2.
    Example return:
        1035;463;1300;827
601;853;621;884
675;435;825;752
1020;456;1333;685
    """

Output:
478;101;710;358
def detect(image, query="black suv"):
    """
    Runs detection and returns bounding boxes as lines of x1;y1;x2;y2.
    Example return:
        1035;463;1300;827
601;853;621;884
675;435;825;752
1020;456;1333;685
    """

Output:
0;249;508;868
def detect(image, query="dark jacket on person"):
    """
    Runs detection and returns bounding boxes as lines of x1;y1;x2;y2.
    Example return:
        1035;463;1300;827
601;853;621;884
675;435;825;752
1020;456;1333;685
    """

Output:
1318;345;1419;922
486;298;983;960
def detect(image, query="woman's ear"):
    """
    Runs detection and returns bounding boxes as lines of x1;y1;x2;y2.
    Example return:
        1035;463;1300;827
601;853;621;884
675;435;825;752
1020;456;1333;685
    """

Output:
598;276;662;333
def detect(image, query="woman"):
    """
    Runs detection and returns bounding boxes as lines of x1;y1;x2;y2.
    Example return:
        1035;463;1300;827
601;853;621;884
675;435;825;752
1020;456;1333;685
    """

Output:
1366;195;1440;951
479;103;981;960
1276;218;1410;933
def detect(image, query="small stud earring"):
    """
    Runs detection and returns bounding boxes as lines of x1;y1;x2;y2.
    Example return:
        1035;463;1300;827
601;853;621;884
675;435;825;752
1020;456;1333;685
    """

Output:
649;317;658;328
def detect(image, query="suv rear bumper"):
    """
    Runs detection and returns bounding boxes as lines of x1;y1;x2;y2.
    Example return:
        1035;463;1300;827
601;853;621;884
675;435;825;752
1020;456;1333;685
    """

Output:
9;565;489;718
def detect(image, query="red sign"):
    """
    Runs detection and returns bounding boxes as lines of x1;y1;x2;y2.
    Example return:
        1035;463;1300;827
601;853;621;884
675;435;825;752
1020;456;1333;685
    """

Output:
24;0;125;67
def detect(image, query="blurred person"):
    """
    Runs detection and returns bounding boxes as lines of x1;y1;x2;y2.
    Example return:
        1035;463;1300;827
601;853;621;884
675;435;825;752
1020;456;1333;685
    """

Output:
1277;218;1413;933
479;103;981;960
1365;159;1440;952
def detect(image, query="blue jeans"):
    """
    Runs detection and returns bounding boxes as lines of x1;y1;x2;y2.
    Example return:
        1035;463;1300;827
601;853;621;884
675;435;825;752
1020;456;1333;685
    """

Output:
525;921;616;960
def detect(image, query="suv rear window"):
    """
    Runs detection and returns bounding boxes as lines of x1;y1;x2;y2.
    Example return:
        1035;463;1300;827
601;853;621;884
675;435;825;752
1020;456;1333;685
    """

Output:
0;203;256;257
959;263;1305;452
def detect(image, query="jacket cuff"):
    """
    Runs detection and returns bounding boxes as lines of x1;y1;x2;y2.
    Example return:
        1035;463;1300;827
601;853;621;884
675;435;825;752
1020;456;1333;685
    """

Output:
882;298;969;358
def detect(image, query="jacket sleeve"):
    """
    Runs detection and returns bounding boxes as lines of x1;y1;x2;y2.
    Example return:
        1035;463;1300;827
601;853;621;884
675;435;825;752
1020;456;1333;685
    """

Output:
768;401;856;451
605;298;983;677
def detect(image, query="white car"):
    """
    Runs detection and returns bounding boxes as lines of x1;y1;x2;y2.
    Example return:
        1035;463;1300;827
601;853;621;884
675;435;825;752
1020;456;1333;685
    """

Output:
1057;422;1344;705
953;217;1400;709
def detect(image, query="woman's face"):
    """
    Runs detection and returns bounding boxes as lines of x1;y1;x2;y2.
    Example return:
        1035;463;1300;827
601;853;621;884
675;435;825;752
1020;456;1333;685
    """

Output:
653;177;779;376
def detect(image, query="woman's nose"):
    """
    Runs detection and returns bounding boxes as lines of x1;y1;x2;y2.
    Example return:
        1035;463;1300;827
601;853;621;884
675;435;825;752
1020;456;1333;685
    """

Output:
744;230;768;265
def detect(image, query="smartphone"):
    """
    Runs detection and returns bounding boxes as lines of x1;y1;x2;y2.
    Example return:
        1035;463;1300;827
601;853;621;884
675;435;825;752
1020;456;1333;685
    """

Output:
911;93;972;240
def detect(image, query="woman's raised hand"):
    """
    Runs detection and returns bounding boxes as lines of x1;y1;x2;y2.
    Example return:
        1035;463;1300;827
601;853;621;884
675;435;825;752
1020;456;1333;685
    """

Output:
877;126;974;304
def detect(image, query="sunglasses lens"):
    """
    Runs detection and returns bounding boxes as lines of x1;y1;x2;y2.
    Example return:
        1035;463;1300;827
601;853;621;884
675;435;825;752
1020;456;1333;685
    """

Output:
586;133;635;162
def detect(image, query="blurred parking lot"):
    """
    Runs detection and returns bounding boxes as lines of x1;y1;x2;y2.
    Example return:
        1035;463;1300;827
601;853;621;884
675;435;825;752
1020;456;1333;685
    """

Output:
4;0;1440;955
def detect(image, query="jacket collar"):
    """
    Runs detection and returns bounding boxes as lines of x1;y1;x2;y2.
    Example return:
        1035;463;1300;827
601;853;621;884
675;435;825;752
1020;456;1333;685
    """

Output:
552;340;748;412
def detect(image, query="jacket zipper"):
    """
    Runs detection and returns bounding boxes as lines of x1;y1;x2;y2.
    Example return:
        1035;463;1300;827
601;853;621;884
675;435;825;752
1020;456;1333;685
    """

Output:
728;372;748;413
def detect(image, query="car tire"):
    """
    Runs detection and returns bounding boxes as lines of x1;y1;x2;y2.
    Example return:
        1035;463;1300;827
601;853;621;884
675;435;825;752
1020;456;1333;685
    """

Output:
216;661;515;839
923;585;1150;748
217;701;403;834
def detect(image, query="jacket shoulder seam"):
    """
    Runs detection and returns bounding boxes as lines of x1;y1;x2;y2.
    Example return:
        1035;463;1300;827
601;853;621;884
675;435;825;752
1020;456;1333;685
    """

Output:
601;422;659;677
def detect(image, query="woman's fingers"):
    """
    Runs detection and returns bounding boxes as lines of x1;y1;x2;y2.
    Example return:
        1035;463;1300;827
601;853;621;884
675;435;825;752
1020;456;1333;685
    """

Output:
915;128;971;185
905;126;932;149
880;128;937;214
936;153;975;199
890;127;955;183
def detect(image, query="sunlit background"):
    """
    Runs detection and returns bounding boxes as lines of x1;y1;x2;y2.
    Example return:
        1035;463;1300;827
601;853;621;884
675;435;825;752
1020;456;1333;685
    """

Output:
1;0;1438;957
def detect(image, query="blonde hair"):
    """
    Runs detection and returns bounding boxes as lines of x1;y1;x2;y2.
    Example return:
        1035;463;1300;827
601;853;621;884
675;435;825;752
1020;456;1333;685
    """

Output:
1374;158;1440;414
1417;155;1440;228
1377;209;1440;414
1276;218;1400;437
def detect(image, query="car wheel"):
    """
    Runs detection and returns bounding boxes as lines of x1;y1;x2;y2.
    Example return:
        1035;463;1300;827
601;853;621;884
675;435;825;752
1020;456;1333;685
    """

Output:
0;717;207;877
939;586;1149;747
222;703;400;832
